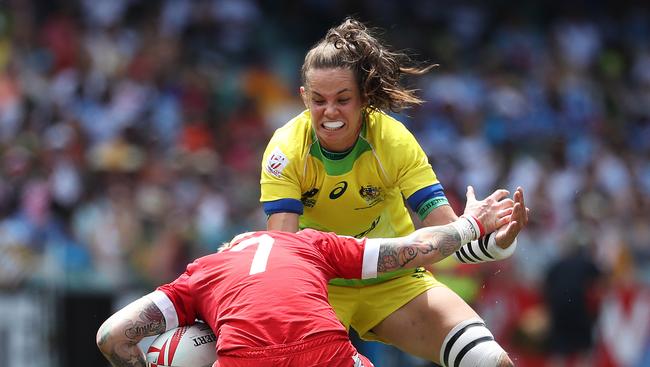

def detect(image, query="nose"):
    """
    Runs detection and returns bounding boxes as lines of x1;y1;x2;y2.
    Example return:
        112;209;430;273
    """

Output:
324;103;338;118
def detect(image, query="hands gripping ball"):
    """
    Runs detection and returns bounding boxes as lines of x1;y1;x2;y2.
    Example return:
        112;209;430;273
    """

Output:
146;322;217;367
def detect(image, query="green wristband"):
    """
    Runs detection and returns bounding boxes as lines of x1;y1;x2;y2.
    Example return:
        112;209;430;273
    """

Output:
416;197;449;220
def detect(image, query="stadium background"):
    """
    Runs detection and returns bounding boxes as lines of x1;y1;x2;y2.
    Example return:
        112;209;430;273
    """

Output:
0;0;649;366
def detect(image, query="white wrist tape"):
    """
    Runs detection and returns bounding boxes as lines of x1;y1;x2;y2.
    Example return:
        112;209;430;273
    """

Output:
450;216;481;245
454;233;518;263
487;234;517;259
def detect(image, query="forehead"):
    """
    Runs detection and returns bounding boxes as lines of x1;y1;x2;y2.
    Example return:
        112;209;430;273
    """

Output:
305;68;358;94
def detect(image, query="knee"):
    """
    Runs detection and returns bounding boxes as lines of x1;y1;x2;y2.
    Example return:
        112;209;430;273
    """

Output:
439;318;511;367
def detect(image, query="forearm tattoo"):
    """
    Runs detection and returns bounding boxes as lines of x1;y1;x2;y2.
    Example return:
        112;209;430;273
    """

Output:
124;303;166;340
377;224;462;272
98;299;166;367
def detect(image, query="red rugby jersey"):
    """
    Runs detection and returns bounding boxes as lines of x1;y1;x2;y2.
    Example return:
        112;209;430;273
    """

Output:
153;229;379;353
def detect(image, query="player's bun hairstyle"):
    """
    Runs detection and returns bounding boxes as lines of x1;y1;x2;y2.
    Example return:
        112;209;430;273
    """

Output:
301;17;436;113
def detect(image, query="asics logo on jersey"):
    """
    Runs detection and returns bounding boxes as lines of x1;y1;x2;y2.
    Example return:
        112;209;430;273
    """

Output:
329;181;348;199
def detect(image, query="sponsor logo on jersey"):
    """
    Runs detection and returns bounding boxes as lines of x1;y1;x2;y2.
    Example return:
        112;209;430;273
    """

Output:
301;188;319;208
411;267;427;278
357;185;383;208
265;147;289;177
329;181;348;199
354;215;380;238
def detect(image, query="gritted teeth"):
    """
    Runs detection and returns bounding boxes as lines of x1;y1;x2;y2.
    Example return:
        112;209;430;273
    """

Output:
322;121;344;130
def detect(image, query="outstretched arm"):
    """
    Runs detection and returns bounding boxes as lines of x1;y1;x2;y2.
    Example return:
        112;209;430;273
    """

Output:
373;185;519;273
374;220;470;273
96;294;167;367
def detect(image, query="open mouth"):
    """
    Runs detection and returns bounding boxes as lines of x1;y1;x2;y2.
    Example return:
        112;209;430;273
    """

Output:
322;121;344;131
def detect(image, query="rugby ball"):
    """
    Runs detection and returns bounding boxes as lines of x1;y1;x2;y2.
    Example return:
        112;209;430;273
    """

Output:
146;322;217;367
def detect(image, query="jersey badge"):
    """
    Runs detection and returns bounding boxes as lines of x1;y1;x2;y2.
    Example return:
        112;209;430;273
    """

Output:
358;185;383;207
265;147;289;177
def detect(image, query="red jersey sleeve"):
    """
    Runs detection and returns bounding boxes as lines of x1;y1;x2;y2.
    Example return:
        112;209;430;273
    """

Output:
301;229;380;280
155;261;200;327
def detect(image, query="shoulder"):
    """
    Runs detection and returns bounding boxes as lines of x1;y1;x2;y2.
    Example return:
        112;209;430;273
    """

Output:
268;110;312;147
364;110;424;155
298;229;363;249
262;110;313;177
365;110;420;146
296;229;336;249
296;228;327;242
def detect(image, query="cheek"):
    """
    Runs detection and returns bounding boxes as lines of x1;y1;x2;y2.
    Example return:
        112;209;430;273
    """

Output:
309;105;325;118
342;106;362;123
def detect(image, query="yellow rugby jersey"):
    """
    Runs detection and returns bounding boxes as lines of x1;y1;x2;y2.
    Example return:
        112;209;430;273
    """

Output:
260;109;449;285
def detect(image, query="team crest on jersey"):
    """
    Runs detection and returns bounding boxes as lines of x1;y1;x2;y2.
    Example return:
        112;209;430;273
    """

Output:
358;185;383;207
301;188;319;207
265;147;289;177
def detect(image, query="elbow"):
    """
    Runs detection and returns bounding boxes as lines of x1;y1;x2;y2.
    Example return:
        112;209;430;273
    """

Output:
96;319;113;355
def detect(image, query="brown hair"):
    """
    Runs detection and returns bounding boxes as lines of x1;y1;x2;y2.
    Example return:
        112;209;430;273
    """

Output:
301;17;435;113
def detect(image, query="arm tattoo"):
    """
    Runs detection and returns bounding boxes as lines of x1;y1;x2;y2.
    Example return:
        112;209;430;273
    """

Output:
435;225;463;257
108;350;147;367
377;224;462;272
124;302;166;340
378;240;435;272
98;297;166;367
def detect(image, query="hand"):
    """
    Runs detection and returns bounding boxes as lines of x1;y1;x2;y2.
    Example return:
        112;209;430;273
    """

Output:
463;186;513;235
495;186;529;249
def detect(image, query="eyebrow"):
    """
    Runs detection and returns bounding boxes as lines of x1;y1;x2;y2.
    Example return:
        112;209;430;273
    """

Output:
311;89;351;97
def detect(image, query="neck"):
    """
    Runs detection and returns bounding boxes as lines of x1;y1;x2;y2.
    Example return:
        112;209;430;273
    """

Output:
321;144;354;160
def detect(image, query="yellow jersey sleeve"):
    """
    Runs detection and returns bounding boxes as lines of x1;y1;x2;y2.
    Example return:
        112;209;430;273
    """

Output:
260;111;312;214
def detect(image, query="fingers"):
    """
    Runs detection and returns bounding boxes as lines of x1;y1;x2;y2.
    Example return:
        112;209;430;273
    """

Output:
497;187;529;224
507;203;528;230
488;189;510;202
515;186;525;204
466;185;476;202
465;186;529;237
492;186;530;248
496;198;514;212
498;207;513;218
496;215;510;228
511;187;529;227
468;187;511;206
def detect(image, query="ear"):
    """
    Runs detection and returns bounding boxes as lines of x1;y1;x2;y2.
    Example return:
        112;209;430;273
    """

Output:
299;86;308;108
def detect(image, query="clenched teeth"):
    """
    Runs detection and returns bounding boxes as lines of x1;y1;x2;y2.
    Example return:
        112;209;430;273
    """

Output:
323;121;344;130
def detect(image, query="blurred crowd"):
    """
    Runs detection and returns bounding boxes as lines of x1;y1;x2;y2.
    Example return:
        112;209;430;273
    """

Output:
0;0;649;366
